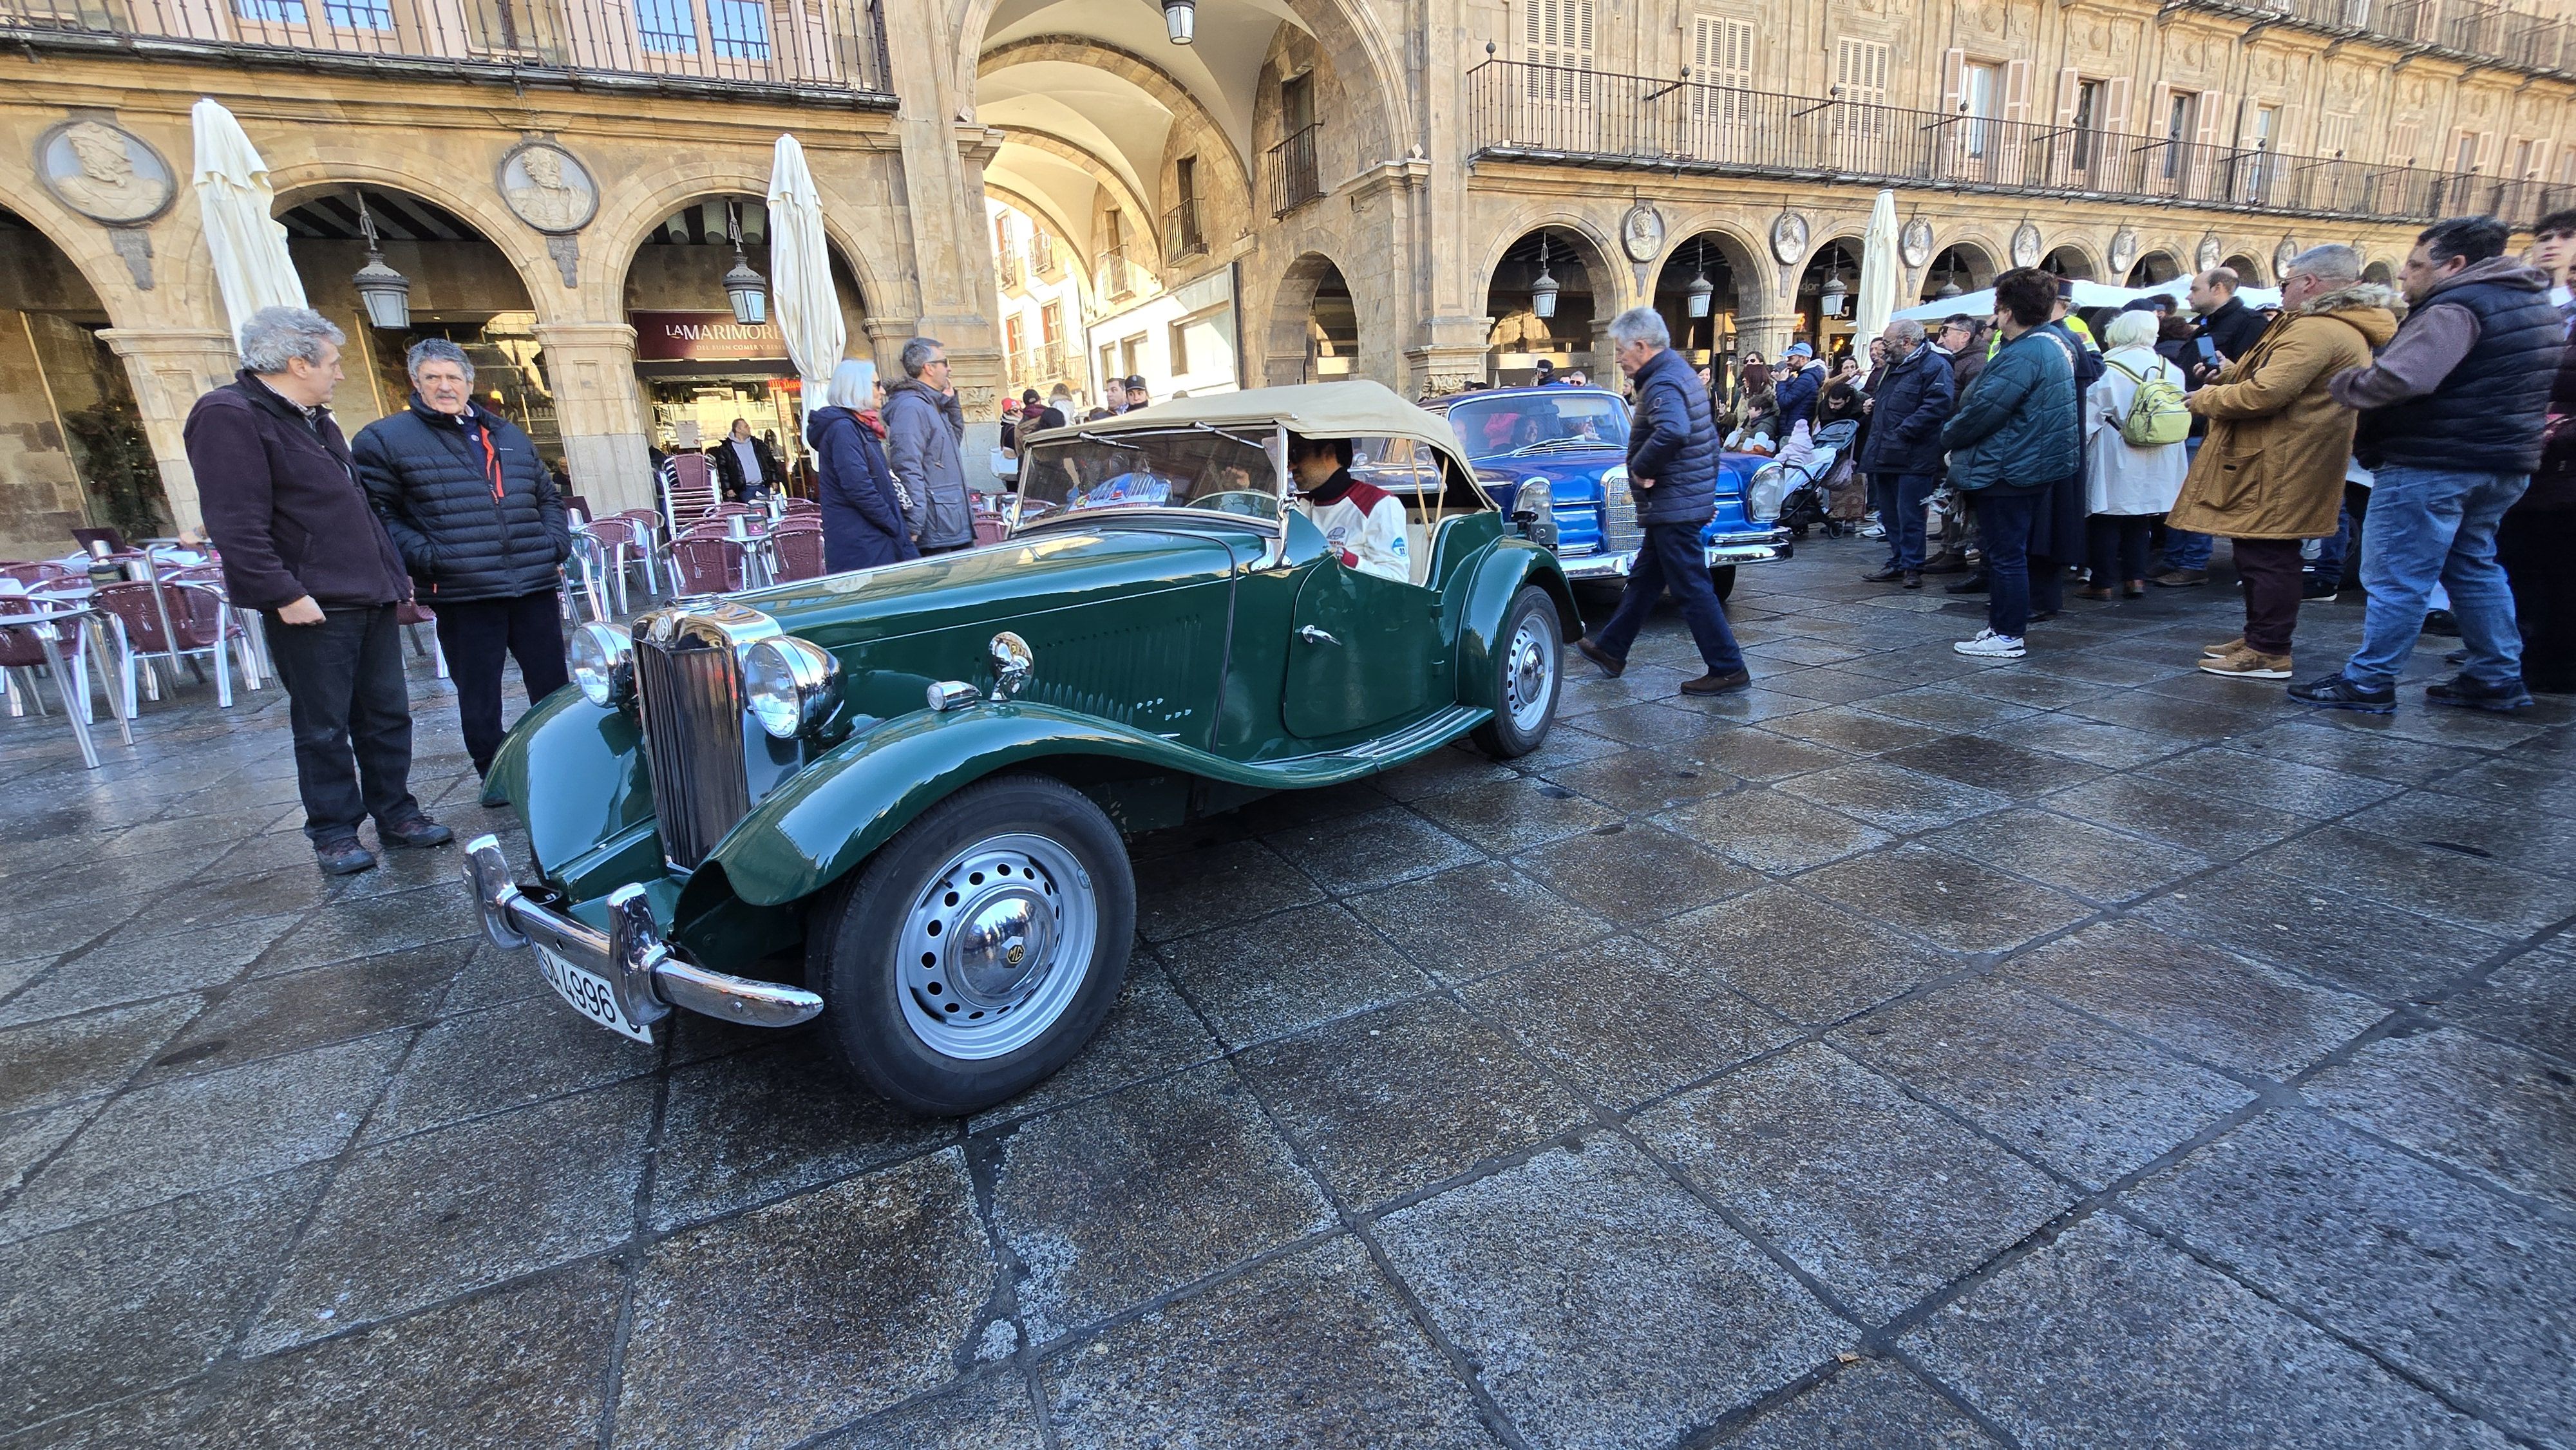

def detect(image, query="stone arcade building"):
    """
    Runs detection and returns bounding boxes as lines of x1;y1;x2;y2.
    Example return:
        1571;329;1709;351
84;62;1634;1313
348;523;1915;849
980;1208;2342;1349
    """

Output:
5;0;2576;553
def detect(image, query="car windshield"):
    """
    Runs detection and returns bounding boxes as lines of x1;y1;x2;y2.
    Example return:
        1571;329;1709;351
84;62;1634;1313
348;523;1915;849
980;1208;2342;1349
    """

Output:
1450;393;1629;460
1016;428;1282;527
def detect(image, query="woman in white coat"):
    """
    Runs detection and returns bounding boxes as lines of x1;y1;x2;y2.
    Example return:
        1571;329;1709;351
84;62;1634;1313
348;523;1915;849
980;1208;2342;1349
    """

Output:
2079;309;2190;599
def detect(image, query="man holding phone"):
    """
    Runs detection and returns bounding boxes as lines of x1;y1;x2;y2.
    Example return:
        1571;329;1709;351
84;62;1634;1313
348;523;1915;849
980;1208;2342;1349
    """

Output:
2155;268;2274;587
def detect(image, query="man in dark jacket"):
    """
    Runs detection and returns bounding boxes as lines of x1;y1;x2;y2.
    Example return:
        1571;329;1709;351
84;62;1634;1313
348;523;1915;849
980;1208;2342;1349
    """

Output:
1575;307;1748;695
2295;214;2561;713
1858;319;1957;587
2497;208;2576;694
1773;342;1824;435
884;337;978;554
708;417;784;502
2157;267;2273;587
186;306;448;875
1942;268;2080;660
355;338;573;776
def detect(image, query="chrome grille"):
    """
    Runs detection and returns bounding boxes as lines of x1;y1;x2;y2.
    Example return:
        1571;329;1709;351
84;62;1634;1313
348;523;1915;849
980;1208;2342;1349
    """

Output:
1602;481;1643;556
634;632;750;869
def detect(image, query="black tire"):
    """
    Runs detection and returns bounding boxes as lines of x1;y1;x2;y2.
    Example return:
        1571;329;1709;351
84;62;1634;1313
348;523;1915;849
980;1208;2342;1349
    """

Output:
805;773;1133;1116
1710;565;1738;601
1471;584;1562;758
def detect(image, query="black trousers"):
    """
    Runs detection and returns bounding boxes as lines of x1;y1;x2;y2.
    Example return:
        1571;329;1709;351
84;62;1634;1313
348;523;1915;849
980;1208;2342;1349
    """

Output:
2233;537;2307;656
433;590;571;772
2498;504;2576;691
2087;514;2154;586
263;604;419;842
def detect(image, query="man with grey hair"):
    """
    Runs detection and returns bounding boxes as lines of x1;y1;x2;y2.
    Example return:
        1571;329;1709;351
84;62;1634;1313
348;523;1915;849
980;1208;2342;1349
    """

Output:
1574;306;1749;695
356;335;572;777
1857;315;1956;587
2167;243;2398;682
187;305;446;875
882;336;976;554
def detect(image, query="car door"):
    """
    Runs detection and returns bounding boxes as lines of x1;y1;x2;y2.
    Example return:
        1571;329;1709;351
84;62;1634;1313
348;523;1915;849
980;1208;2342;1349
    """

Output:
1282;557;1448;740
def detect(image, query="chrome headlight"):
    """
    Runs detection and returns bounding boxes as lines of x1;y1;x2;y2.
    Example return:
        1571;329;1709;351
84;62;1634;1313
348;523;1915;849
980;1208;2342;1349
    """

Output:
569;621;631;707
743;637;843;739
1512;480;1558;551
1745;464;1788;524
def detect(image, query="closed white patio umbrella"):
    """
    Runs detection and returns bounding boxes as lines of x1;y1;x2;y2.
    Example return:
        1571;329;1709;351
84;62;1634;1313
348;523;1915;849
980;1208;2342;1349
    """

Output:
1852;189;1902;347
766;133;844;423
191;97;305;346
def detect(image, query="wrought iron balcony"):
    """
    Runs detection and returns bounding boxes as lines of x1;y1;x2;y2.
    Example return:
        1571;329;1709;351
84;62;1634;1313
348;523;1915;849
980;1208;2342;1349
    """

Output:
2161;0;2571;78
1031;230;1060;279
0;0;896;99
1008;339;1072;386
996;246;1024;290
1101;247;1137;301
1162;199;1207;260
1467;59;2567;228
1268;124;1323;216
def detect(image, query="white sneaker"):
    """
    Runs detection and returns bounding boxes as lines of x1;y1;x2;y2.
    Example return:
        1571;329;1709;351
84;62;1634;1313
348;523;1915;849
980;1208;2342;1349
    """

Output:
1858;523;1887;539
1953;628;2026;659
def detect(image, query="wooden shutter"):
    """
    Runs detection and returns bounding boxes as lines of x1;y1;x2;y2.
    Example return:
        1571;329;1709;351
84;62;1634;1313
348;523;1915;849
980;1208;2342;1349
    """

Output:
2316;111;2354;158
1835;37;1888;103
1692;15;1752;120
1938;46;1965;113
2193;90;2228;147
2103;76;2132;133
1524;1;1595;103
2389;120;2421;166
2052;68;2080;127
2003;59;2032;123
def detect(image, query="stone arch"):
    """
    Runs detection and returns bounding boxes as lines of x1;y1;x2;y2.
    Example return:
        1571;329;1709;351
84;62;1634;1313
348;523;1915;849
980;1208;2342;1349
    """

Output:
985;128;1168;279
978;34;1259;218
2363;258;2394;285
2127;250;2183;286
266;158;564;324
953;0;1414;165
1793;235;1867;352
1264;249;1359;386
1649;229;1762;366
1480;219;1620;382
2222;252;2267;286
2043;242;2101;280
587;162;902;328
1921;240;2000;300
0;187;153;332
985;182;1096;277
1476;209;1630;315
1651;217;1779;307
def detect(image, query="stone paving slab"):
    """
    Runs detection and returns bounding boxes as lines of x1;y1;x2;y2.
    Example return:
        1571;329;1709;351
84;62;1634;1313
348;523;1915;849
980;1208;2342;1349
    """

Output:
3;538;2572;1447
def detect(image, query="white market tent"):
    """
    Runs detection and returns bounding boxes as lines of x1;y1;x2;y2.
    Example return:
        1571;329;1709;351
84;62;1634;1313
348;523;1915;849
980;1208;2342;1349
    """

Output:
1891;274;2280;323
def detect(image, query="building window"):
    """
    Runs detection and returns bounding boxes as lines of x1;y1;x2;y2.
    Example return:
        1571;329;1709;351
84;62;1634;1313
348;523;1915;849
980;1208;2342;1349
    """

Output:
1960;62;1998;159
1121;336;1146;379
1040;302;1063;346
2454;130;2482;174
1690;15;1752;122
235;0;392;24
1522;0;1595;104
1168;319;1190;376
2164;90;2198;180
1169;155;1205;256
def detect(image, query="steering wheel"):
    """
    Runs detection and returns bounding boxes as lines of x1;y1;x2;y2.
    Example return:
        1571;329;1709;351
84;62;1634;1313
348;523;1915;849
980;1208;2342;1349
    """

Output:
1185;491;1280;518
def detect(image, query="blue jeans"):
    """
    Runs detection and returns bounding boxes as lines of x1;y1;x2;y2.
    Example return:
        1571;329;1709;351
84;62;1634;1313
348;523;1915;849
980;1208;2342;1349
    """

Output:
2342;466;2528;692
1885;473;1938;570
2311;505;2351;579
1978;489;2042;638
2161;437;2214;570
1595;521;1746;674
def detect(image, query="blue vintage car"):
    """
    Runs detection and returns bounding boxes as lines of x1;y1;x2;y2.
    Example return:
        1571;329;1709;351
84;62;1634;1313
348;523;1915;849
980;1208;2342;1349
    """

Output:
1423;384;1792;600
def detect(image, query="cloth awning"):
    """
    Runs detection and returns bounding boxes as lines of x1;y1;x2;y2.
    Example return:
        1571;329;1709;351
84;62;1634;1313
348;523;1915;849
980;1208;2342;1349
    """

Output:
1892;276;2280;323
190;97;306;348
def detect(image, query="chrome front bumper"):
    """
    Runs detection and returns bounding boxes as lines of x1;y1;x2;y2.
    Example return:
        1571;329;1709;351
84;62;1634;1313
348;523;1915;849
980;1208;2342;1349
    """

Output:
461;834;824;1035
1558;529;1795;580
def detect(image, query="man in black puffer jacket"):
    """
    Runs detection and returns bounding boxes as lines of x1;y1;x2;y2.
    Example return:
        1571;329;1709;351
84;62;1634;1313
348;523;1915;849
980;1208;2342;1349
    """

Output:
1575;307;1748;695
357;339;573;773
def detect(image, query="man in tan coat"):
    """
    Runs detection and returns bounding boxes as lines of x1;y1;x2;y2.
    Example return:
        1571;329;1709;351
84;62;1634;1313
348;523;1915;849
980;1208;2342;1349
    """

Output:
2170;245;2400;680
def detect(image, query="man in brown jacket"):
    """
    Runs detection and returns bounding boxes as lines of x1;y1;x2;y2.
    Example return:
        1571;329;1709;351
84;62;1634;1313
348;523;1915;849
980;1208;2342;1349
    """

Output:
2168;245;2400;680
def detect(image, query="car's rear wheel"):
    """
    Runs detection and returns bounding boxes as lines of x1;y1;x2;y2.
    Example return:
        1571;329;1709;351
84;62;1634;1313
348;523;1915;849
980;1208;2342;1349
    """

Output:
1472;585;1561;758
806;773;1133;1116
1710;565;1738;601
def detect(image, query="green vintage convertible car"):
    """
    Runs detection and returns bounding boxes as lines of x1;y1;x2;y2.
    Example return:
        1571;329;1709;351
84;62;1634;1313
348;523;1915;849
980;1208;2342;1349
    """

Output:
463;381;1574;1114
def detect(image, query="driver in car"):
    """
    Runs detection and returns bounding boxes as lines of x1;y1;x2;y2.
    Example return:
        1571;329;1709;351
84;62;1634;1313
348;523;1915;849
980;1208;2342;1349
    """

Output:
1289;432;1408;582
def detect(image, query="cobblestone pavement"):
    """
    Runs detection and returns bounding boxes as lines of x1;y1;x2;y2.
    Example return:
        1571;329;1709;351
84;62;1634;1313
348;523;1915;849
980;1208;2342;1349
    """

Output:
3;538;2573;1449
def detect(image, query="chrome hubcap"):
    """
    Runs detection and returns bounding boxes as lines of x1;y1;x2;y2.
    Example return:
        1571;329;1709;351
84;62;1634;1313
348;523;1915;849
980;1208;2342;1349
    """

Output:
1503;618;1555;732
897;834;1097;1060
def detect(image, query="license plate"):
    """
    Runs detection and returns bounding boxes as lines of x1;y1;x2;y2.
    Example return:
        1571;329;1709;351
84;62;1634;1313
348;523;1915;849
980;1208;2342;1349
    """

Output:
535;944;654;1044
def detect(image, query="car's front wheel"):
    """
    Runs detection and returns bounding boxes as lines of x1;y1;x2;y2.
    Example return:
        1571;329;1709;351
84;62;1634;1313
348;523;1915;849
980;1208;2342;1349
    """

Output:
1472;584;1561;758
807;773;1133;1116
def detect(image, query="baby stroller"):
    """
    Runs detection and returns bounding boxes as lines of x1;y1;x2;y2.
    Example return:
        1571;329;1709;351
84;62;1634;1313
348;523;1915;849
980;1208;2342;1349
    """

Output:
1748;419;1862;539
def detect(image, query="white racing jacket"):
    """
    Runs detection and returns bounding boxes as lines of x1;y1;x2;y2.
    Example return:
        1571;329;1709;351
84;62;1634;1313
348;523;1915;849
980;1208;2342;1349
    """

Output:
1298;471;1409;582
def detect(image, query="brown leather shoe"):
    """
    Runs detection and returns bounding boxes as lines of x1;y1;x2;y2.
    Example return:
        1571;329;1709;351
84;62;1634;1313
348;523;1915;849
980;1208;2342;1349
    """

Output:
1680;669;1752;696
2075;585;2116;601
1575;637;1625;678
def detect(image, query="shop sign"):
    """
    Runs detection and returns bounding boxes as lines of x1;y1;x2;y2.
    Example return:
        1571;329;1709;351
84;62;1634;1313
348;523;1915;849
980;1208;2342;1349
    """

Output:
631;310;788;362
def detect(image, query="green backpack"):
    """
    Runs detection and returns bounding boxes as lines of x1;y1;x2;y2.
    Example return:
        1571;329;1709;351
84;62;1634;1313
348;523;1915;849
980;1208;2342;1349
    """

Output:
2110;358;2192;447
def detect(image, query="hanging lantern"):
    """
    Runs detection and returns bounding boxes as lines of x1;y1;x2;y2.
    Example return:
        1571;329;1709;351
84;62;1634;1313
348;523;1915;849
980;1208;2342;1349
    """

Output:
1161;0;1195;43
1935;277;1964;299
349;191;410;331
1684;239;1714;319
722;200;768;326
1820;270;1850;319
1530;234;1560;320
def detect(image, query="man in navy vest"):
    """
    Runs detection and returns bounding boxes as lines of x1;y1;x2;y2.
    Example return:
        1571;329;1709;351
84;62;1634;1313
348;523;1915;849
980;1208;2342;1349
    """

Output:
2293;216;2560;713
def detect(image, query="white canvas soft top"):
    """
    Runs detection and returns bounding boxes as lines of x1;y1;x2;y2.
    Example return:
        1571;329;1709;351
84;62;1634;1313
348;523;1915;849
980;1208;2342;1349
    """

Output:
1019;380;1475;481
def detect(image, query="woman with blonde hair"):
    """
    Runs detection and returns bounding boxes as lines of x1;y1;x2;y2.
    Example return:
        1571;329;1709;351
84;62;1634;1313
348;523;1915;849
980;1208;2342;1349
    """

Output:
811;358;918;572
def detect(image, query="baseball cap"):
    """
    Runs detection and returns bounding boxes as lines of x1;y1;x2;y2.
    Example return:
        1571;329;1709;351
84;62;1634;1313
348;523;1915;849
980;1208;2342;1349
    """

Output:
1783;342;1814;359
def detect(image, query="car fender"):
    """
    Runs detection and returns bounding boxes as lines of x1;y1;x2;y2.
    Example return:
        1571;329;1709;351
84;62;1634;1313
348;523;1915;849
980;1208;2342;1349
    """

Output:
1454;538;1577;717
480;686;655;877
687;701;1271;913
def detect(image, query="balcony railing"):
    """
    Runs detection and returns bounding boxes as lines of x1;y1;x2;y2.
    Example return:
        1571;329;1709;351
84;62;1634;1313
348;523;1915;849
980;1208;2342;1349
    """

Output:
1269;123;1323;216
996;247;1024;290
1101;246;1137;301
2166;0;2572;77
1162;198;1206;259
1008;340;1072;386
0;0;895;97
1031;230;1059;279
1468;60;2566;228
